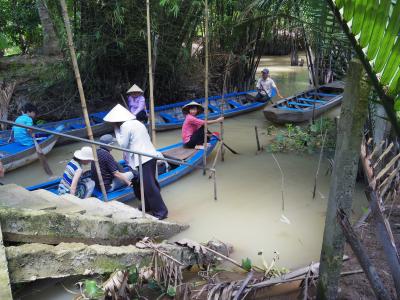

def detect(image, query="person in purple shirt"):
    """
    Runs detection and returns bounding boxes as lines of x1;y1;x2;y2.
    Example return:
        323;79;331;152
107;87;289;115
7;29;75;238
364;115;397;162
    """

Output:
126;84;148;123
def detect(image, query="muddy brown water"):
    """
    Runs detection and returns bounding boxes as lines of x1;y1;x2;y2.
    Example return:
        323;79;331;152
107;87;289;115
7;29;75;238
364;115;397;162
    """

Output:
6;54;367;299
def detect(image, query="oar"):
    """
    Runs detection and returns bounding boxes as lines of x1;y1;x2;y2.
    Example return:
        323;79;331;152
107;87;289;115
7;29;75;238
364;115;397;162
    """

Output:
207;130;239;155
33;136;53;176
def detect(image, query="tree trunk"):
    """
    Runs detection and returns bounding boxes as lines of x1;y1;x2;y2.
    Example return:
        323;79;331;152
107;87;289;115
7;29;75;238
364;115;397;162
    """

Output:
0;81;16;130
36;0;60;56
317;59;370;299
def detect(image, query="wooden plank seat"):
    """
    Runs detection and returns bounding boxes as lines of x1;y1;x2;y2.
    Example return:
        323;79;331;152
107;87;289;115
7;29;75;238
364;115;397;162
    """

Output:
287;102;314;107
159;112;179;123
308;92;338;97
227;99;243;108
297;97;326;103
162;147;198;161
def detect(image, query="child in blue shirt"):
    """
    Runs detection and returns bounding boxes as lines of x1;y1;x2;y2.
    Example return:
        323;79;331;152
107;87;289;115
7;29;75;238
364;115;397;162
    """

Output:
13;103;38;146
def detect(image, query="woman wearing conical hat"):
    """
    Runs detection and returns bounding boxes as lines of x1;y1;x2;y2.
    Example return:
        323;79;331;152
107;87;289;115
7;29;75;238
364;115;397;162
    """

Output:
126;84;148;123
181;101;223;149
103;104;168;220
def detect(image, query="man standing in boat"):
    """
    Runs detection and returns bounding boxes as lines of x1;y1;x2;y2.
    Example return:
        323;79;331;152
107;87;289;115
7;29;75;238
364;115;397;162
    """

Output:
103;104;168;220
255;68;283;102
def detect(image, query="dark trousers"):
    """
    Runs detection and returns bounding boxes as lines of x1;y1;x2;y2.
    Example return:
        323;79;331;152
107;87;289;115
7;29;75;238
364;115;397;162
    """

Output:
184;125;206;148
133;159;168;219
136;110;148;123
255;92;271;103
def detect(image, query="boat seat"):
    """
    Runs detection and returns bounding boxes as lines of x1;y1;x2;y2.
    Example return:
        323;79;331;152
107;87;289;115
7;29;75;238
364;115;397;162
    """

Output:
70;124;86;129
287;102;313;107
297;98;325;103
227;99;243;108
208;104;220;113
162;147;197;161
308;92;338;97
159;112;179;123
277;106;302;111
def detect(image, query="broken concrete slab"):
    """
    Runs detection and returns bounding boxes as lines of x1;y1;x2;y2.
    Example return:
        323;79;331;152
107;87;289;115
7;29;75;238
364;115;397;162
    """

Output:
0;207;188;246
0;224;13;300
6;242;201;283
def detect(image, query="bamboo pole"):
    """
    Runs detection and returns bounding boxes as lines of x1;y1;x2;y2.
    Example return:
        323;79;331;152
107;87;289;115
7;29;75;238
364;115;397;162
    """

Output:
203;0;209;176
146;0;156;145
60;0;108;201
220;53;232;162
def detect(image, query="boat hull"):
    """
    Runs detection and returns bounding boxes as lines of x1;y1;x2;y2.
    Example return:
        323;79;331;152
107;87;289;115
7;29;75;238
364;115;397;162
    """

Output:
263;81;344;124
0;135;58;172
26;137;218;202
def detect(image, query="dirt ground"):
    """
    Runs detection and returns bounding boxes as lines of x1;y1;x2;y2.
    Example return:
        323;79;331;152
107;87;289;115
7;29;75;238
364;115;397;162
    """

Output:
337;207;399;299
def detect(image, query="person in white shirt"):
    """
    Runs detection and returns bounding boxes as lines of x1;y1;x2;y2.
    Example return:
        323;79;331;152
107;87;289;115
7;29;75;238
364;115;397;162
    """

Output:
103;104;168;220
256;68;283;102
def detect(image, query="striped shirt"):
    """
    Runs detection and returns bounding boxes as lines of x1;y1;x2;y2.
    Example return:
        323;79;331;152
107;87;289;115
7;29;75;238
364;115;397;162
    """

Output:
58;159;82;193
91;148;119;190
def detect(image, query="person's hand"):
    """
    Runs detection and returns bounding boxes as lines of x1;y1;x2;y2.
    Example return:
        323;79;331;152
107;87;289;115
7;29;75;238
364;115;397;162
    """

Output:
218;117;224;122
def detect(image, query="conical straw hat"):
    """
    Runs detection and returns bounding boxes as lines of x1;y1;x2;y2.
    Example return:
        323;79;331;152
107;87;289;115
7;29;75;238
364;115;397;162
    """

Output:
182;101;204;115
126;84;144;94
103;104;136;123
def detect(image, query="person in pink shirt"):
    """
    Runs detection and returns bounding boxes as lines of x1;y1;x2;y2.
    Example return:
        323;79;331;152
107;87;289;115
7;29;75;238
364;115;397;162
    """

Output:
181;101;223;149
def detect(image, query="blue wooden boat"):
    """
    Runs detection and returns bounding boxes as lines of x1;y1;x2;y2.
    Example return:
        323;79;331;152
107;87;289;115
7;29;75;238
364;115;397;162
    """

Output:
38;111;112;145
154;90;264;131
26;136;219;202
263;81;344;124
0;133;58;172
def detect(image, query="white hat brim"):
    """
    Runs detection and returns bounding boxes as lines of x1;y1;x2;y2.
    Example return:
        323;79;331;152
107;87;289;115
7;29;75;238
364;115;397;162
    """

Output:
74;149;94;161
103;104;136;123
127;84;144;94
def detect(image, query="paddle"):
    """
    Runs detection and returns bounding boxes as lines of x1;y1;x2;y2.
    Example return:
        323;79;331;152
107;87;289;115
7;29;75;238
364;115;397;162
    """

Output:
207;130;239;155
33;136;53;176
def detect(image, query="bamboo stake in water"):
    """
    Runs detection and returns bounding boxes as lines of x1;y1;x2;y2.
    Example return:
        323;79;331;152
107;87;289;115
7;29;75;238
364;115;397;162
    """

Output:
203;0;209;176
220;53;232;162
60;0;108;201
146;0;156;145
313;130;328;199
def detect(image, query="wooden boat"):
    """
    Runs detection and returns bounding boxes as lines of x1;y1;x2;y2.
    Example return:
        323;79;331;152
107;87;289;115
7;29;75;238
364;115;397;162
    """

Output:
0;133;58;172
37;111;112;145
154;90;264;131
263;81;344;124
26;136;219;202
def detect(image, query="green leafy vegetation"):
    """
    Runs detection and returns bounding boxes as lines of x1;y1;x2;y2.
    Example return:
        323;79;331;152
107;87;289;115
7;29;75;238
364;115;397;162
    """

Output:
267;118;336;154
241;257;252;271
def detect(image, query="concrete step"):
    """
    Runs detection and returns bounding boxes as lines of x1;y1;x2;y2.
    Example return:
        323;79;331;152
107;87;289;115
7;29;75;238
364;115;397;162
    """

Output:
0;184;57;211
30;190;86;215
103;201;155;220
59;194;114;218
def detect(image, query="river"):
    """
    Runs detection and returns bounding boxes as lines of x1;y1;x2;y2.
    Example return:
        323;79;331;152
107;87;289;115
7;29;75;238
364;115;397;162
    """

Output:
6;54;367;299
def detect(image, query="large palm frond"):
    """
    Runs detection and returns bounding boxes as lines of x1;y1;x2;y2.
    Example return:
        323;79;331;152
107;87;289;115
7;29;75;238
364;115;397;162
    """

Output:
326;0;400;135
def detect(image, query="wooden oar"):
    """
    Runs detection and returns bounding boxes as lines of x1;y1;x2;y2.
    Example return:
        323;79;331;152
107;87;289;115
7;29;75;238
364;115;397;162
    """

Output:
33;136;53;176
207;130;239;155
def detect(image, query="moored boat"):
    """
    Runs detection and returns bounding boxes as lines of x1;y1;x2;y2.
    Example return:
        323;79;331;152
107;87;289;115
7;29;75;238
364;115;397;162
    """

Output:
263;81;344;124
26;136;219;202
154;90;264;131
0;134;58;172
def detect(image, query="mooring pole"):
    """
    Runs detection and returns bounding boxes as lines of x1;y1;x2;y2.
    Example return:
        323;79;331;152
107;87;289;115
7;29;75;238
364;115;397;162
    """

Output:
203;0;209;176
60;0;108;201
146;0;156;145
317;59;369;299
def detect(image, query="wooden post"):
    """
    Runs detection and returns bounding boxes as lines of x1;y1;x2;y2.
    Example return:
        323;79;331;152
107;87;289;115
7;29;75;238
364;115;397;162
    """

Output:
0;224;13;300
337;209;391;300
203;0;209;176
60;0;108;201
317;59;369;299
146;0;156;145
367;189;400;297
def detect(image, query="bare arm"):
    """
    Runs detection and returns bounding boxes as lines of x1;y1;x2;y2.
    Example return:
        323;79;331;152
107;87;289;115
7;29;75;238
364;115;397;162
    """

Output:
207;117;224;125
70;168;83;195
